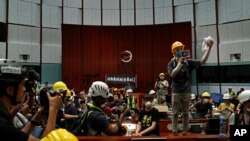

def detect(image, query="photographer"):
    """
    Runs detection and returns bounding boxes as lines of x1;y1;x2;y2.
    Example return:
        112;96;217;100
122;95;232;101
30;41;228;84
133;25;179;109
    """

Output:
0;59;77;141
40;81;80;130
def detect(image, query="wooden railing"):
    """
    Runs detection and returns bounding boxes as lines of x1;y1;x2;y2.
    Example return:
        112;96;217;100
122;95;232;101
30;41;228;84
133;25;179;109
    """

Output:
77;133;229;141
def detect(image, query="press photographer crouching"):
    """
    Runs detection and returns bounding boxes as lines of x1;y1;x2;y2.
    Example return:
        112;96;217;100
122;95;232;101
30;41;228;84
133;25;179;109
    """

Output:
0;59;78;141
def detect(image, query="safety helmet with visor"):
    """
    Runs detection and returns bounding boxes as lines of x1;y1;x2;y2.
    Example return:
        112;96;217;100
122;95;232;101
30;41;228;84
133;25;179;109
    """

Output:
0;59;40;105
88;81;109;99
238;90;250;104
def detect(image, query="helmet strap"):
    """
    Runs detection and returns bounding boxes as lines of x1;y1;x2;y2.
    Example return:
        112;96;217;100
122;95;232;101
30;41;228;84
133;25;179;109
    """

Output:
4;84;19;105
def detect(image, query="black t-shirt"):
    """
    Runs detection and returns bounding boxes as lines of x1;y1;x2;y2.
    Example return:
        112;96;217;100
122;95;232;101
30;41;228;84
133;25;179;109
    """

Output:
64;103;78;130
194;102;212;117
138;107;160;136
0;103;29;141
168;58;200;94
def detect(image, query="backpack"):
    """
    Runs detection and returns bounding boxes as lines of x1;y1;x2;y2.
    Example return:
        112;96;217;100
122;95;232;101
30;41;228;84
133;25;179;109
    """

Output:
70;103;104;135
70;104;90;135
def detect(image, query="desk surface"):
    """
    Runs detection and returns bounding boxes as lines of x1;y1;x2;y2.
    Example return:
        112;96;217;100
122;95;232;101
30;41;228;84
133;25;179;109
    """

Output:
77;133;229;141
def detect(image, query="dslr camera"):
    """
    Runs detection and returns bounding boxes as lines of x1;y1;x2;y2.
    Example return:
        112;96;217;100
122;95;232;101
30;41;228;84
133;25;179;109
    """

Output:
39;88;67;113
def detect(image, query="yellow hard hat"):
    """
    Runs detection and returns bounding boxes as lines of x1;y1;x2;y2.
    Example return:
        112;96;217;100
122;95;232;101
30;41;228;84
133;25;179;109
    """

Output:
64;90;75;102
171;41;184;53
41;128;78;141
53;81;68;91
201;92;211;97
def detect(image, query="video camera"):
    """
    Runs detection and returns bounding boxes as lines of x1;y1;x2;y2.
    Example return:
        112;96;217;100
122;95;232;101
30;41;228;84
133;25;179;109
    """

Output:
24;69;40;94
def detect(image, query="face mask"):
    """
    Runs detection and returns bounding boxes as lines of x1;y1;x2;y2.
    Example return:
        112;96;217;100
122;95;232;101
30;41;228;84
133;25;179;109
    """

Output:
145;101;152;109
175;50;183;58
203;99;209;103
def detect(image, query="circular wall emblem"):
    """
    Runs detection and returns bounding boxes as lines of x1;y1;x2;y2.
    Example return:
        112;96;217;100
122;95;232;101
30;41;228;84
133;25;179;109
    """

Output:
121;50;132;63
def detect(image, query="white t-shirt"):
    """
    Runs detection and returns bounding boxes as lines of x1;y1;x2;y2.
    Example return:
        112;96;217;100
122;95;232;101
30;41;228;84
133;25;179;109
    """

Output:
13;112;29;129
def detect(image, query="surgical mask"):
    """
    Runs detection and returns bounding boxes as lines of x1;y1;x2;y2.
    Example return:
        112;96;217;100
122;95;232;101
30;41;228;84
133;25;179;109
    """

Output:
203;99;209;103
175;50;183;58
145;101;152;109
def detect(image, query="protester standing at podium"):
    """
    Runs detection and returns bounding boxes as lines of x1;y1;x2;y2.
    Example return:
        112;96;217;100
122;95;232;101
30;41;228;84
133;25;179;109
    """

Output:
168;37;214;136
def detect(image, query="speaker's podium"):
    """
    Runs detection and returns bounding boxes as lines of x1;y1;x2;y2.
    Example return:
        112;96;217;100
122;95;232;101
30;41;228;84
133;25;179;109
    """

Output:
154;105;168;119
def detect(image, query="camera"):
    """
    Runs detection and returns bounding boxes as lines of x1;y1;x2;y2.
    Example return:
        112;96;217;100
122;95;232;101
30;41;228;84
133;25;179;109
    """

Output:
39;88;54;111
39;88;67;113
24;69;40;94
182;50;190;58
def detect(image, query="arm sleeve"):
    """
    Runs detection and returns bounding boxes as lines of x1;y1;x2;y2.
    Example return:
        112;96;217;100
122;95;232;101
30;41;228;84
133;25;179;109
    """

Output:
152;109;160;122
188;60;201;71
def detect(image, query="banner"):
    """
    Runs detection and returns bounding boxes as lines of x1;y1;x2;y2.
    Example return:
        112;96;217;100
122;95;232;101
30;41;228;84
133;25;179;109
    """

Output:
105;74;137;85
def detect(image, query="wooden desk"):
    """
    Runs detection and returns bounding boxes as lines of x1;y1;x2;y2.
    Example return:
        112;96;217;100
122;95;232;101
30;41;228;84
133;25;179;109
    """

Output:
77;133;229;141
159;119;208;132
160;133;229;141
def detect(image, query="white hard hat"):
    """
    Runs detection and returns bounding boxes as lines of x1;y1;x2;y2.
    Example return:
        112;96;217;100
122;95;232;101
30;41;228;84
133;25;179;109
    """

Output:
88;81;109;98
159;73;165;76
191;94;196;100
149;90;156;95
238;90;250;103
126;89;133;93
223;93;230;100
